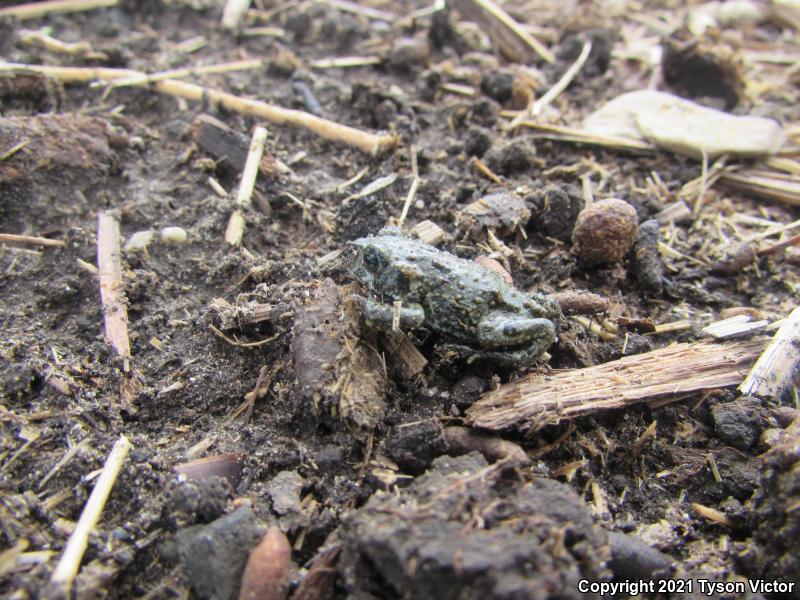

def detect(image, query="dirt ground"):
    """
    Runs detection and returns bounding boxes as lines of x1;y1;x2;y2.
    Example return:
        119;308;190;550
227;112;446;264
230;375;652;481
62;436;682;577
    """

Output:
1;0;799;598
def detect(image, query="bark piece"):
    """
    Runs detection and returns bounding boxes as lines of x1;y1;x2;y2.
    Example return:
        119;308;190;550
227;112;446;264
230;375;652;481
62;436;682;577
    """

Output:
467;339;766;431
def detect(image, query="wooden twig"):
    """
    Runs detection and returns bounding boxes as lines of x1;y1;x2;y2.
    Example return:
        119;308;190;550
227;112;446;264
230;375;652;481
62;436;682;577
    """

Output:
18;29;107;60
450;0;554;64
472;157;502;183
322;0;395;21
103;59;265;90
226;126;268;246
311;56;383;69
38;437;91;490
97;211;131;371
0;0;117;19
0;63;398;157
758;232;800;255
48;435;131;597
222;0;251;30
506;40;592;131
467;339;766;431
147;77;399;157
0;140;31;162
739;307;800;398
397;177;419;229
0;233;65;248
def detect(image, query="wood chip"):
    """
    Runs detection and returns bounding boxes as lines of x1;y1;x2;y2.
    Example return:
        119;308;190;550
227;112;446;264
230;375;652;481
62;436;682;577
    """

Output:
467;339;766;431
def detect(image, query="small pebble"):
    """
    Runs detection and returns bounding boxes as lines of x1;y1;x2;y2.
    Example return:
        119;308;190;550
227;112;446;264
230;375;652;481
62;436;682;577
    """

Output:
630;219;663;293
387;37;430;73
572;198;638;265
125;230;155;252
456;192;530;238
527;184;584;242
483;137;536;174
160;226;188;244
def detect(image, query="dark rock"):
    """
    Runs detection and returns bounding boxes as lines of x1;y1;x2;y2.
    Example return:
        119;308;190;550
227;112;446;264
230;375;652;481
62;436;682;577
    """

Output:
315;444;345;468
468;98;500;126
527;184;584;242
267;470;309;533
748;419;800;594
1;362;38;403
385;420;448;472
558;29;615;77
387;37;430;73
483;137;536;175
711;397;766;450
456;191;530;238
450;376;489;412
719;497;747;527
771;406;799;428
480;71;515;104
607;531;674;581
335;193;391;241
163;478;231;529
176;506;262;600
464;127;492;157
630;219;664;293
267;470;305;516
339;453;610;598
429;9;473;54
419;69;442;102
713;448;760;502
285;12;313;41
662;28;744;110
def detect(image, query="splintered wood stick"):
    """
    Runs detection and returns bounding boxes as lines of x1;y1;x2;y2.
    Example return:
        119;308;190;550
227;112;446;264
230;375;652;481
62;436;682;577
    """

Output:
739;307;800;398
0;233;65;248
226;126;268;246
0;63;398;157
0;0;117;19
467;339;766;431
97;211;131;371
48;436;131;598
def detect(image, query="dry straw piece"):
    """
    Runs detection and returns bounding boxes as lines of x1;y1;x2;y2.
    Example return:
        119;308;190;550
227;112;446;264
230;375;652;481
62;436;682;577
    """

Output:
0;62;398;157
48;436;132;597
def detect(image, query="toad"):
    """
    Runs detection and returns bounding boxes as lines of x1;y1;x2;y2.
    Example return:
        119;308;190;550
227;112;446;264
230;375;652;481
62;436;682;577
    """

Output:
345;227;560;368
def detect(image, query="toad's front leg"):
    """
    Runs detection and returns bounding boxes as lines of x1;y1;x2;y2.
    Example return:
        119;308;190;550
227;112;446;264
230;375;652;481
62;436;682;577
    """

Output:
359;297;425;331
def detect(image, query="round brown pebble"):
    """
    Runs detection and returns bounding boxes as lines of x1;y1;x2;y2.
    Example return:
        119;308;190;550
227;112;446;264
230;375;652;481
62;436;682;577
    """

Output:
572;198;639;265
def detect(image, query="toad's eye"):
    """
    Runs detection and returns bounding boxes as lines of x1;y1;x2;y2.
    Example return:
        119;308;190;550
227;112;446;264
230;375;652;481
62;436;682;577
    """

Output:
363;247;383;272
